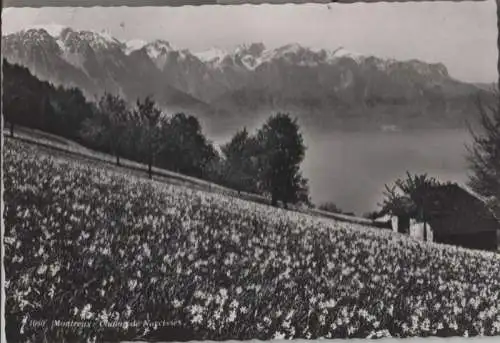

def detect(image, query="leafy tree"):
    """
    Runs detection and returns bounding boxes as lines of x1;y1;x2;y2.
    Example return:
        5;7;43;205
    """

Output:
2;60;94;140
96;92;130;166
380;172;440;238
221;127;260;193
157;113;217;178
39;94;55;133
203;151;226;185
466;94;500;215
3;89;21;137
255;113;308;208
135;96;162;179
119;107;147;163
58;87;96;141
2;61;38;137
296;176;312;207
2;77;19;137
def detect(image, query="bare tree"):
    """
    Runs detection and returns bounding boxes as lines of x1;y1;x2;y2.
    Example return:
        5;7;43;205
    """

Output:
380;172;440;239
466;92;500;216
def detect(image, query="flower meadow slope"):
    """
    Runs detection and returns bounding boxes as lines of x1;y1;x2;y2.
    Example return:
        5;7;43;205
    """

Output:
4;139;500;342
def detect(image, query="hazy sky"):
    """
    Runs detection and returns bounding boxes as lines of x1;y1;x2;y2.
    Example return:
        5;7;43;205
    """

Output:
2;1;497;83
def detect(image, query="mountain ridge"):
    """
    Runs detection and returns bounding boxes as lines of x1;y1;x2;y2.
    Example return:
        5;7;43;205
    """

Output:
2;25;493;136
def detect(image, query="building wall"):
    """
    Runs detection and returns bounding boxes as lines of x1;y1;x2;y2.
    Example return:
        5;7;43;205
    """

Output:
426;185;499;236
424;185;500;251
397;215;410;234
409;219;433;242
391;216;398;232
434;230;498;252
372;220;392;230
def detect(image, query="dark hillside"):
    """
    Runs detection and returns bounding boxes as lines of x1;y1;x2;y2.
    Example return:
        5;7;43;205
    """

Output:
2;59;96;141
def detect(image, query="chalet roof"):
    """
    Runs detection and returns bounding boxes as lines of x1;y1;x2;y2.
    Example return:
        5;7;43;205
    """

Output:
424;183;500;235
454;183;494;208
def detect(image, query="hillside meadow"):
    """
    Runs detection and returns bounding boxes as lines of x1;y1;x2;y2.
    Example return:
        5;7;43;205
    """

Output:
3;139;500;342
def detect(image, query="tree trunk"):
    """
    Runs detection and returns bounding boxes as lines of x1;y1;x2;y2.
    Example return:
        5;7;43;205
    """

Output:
421;206;428;242
10;121;14;137
148;138;153;179
116;154;120;166
423;221;428;242
271;194;278;207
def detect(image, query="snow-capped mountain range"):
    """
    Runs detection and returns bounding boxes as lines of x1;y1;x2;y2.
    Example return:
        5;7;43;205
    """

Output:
2;25;491;135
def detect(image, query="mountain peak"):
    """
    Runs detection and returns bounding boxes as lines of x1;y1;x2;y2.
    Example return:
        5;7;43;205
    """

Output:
331;47;365;62
276;43;306;55
194;47;229;63
20;25;122;50
24;24;69;38
95;29;116;42
148;39;175;50
124;39;148;55
2;25;468;116
235;42;266;57
144;40;177;58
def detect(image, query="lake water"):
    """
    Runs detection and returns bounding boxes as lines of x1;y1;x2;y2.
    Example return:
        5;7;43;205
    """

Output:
301;129;473;215
213;128;474;216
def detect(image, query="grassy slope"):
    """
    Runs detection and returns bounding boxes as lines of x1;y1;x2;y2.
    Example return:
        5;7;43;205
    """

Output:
6;126;285;207
4;139;500;342
5;126;378;227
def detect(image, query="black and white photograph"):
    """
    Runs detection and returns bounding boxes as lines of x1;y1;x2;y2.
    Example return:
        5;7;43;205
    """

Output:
2;0;500;342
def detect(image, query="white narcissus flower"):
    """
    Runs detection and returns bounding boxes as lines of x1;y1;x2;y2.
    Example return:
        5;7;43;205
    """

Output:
230;299;239;309
6;139;500;339
273;331;286;339
228;310;237;323
191;314;203;325
172;299;182;308
190;304;204;315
